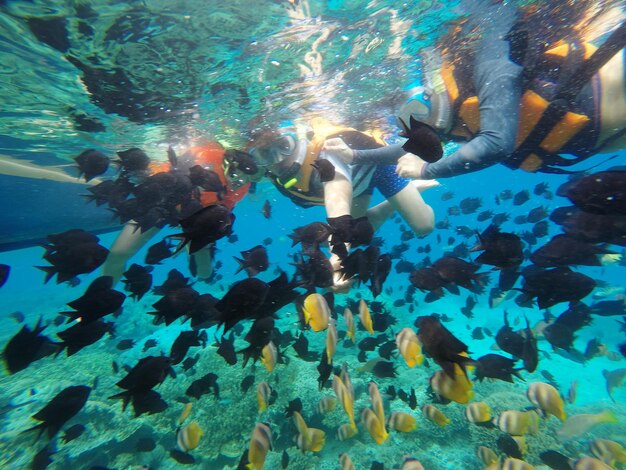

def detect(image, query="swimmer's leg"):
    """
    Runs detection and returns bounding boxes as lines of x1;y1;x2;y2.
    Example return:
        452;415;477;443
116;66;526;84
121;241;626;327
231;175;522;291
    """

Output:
102;223;159;284
388;183;435;237
190;245;213;281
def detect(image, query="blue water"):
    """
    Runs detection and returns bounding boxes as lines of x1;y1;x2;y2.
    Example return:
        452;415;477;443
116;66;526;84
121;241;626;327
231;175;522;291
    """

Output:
1;1;626;469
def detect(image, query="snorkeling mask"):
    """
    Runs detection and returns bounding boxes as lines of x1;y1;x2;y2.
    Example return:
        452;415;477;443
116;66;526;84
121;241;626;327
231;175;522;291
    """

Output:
397;49;452;132
250;120;309;188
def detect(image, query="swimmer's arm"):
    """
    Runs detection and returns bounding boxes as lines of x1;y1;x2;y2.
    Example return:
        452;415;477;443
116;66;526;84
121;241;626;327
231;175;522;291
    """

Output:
421;63;522;179
0;156;99;184
352;143;406;165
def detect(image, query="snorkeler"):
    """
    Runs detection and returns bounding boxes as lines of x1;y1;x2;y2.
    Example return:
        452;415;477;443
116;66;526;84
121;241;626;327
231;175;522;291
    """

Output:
101;143;252;284
240;118;436;290
323;3;626;180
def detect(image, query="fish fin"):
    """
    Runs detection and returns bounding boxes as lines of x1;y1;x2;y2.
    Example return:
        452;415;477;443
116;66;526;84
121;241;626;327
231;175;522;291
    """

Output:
233;257;247;275
108;390;133;411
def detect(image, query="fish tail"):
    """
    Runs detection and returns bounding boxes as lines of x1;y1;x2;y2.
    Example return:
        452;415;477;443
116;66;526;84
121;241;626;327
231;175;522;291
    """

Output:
108;390;132;411
36;265;57;284
601;410;618;423
233;257;247;275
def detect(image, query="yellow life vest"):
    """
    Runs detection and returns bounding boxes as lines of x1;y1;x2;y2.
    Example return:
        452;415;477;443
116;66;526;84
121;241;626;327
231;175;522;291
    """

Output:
443;42;599;172
271;117;386;207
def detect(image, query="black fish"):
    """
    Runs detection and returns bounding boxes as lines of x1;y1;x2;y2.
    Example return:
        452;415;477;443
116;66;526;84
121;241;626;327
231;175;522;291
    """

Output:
460;295;476;319
317;351;333;390
188;165;226;196
240;375;255;393
26;386;91;440
2;318;57;373
38;233;108;284
409;267;446;297
590;300;626;317
311;159;336;182
56;320;114;356
145;239;175;265
544;302;592;351
170;330;207;365
216;332;237;365
531;234;613;267
170;449;196;465
239;317;274;367
512;190;530;206
149;287;200;325
477;210;493;222
540;450;572;470
122;264;153;300
0;264;10;288
166;204;234;254
497;434;523;459
9;311;24;323
294;250;334;289
472;224;524;269
416;315;472;378
459;197;482;215
558;170;626;215
398;116;443;162
432;256;487;293
288;222;332;250
262;200;271;219
115;148;150;173
181;354;199;371
517;266;596;309
136;437;156;452
534;182;549;196
281;449;289;469
284;398;303;417
532;220;549;238
62;276;126;324
116;339;135;351
471;327;484;340
371;360;397;378
378;341;396;360
61;423;86;443
495;310;525;359
142;339;157;352
153;269;191;296
109;356;174;416
74;149;109;182
234;245;269;277
292;333;317;362
474;354;522;383
214;278;269;332
357;334;386;352
185;372;219;400
31;445;55;470
370;254;391;298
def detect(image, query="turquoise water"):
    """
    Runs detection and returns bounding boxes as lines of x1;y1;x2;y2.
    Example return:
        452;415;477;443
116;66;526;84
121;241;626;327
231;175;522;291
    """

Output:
1;1;626;469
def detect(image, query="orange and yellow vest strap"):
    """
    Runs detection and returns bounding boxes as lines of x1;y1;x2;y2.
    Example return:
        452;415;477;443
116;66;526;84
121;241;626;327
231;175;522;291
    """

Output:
442;43;594;172
279;117;386;204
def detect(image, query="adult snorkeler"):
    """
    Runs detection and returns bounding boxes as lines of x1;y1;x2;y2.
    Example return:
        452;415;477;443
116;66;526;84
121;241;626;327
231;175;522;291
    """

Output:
101;143;253;283
240;117;437;290
323;3;626;180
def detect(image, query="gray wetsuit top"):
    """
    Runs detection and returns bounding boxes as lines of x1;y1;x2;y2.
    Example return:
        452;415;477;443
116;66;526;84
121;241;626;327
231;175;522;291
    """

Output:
353;3;523;179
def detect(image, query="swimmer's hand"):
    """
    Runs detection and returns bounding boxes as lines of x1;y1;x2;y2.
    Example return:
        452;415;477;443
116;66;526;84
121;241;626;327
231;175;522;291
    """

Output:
396;154;426;179
322;138;354;164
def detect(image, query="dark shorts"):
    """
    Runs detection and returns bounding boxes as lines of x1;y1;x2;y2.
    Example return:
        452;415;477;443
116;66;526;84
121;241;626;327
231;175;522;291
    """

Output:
362;164;411;198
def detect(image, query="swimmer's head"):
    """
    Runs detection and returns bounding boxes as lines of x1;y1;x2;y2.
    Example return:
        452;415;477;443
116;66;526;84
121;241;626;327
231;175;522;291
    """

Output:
397;80;451;133
397;49;452;133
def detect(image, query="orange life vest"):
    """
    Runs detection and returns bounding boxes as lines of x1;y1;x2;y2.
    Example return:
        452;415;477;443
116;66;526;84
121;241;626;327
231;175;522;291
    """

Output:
149;142;248;209
442;42;597;172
